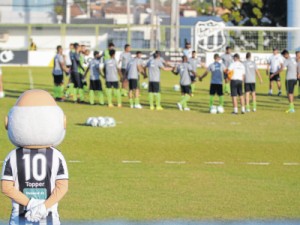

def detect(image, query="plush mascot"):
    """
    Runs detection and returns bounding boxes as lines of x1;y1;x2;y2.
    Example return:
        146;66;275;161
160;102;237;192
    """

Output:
1;89;69;225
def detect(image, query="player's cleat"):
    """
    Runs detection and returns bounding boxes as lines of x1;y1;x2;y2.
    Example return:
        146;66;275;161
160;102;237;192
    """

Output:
278;91;282;96
156;106;164;111
231;112;238;115
268;91;272;96
253;108;257;112
134;104;143;109
241;110;246;114
286;109;295;113
177;102;183;111
130;104;134;109
246;109;251;113
184;108;190;111
108;104;114;108
117;104;122;108
150;106;155;110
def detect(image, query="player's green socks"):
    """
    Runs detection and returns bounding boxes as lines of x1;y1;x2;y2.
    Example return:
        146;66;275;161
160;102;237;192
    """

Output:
122;88;128;97
191;83;196;94
134;97;140;106
156;93;162;108
79;89;84;102
53;86;59;98
219;96;224;107
97;91;104;105
73;88;78;102
114;89;122;105
183;95;190;108
89;90;95;105
209;95;214;108
253;101;257;110
179;95;185;106
149;93;154;109
66;83;74;96
106;88;113;105
59;85;64;99
246;104;250;111
129;98;134;107
290;103;294;110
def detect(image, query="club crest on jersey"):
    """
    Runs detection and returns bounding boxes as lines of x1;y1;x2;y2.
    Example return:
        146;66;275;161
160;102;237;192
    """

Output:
194;20;226;52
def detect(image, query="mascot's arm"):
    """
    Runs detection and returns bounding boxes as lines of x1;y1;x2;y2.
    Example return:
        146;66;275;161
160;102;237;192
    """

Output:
45;179;68;209
1;180;30;206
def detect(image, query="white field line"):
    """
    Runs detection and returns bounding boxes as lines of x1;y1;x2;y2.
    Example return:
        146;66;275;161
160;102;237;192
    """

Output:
165;161;186;164
122;160;141;164
283;162;300;166
204;161;225;165
246;162;270;165
68;160;82;163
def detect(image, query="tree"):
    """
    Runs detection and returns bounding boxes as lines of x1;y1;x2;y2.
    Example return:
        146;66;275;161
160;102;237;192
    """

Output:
188;0;287;27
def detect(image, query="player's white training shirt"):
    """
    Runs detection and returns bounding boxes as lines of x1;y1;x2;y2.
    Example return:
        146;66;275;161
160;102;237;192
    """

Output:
228;61;245;81
1;147;69;225
268;54;284;73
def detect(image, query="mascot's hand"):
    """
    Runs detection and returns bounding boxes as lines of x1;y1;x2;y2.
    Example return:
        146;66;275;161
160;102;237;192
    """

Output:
25;199;48;222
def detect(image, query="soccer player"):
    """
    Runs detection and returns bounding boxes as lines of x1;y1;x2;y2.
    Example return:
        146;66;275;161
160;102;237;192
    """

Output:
189;51;201;96
227;53;246;114
70;43;84;103
79;44;88;93
52;45;69;101
243;52;263;112
272;50;297;113
183;41;192;58
84;51;104;105
199;53;226;112
0;64;4;98
296;51;300;98
172;55;197;111
145;52;172;110
119;44;132;97
127;51;145;109
266;47;283;96
103;42;115;62
221;46;233;94
104;49;122;107
65;43;74;99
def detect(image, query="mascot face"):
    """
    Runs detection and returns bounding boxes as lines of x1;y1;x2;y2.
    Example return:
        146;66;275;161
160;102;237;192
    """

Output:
5;90;66;149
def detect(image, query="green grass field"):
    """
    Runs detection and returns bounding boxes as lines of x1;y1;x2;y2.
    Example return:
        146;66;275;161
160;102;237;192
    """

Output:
0;67;300;221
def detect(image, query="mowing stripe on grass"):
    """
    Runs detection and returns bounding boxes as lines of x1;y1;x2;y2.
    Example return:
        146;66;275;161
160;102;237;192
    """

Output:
283;162;300;166
246;162;270;165
204;162;225;165
165;161;186;164
122;160;142;164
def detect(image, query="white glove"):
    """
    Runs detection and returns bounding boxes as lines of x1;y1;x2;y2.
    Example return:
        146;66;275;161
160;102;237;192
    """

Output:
26;198;45;211
25;200;48;223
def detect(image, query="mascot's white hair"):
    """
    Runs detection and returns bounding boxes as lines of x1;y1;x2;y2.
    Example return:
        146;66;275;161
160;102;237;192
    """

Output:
6;89;66;148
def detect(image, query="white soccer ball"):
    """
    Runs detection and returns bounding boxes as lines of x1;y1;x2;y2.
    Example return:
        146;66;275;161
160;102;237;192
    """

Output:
141;82;148;90
173;84;180;92
217;106;225;114
86;117;94;125
210;106;217;114
97;117;106;127
90;118;98;127
105;117;116;127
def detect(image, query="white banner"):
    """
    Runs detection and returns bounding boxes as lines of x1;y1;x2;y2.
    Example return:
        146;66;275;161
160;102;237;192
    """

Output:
206;52;277;69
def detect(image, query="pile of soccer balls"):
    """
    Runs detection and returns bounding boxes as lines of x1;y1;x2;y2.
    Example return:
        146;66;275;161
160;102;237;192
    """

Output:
210;106;225;114
86;117;116;128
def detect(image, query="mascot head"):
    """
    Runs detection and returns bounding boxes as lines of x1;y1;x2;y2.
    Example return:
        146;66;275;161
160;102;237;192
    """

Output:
5;90;66;149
